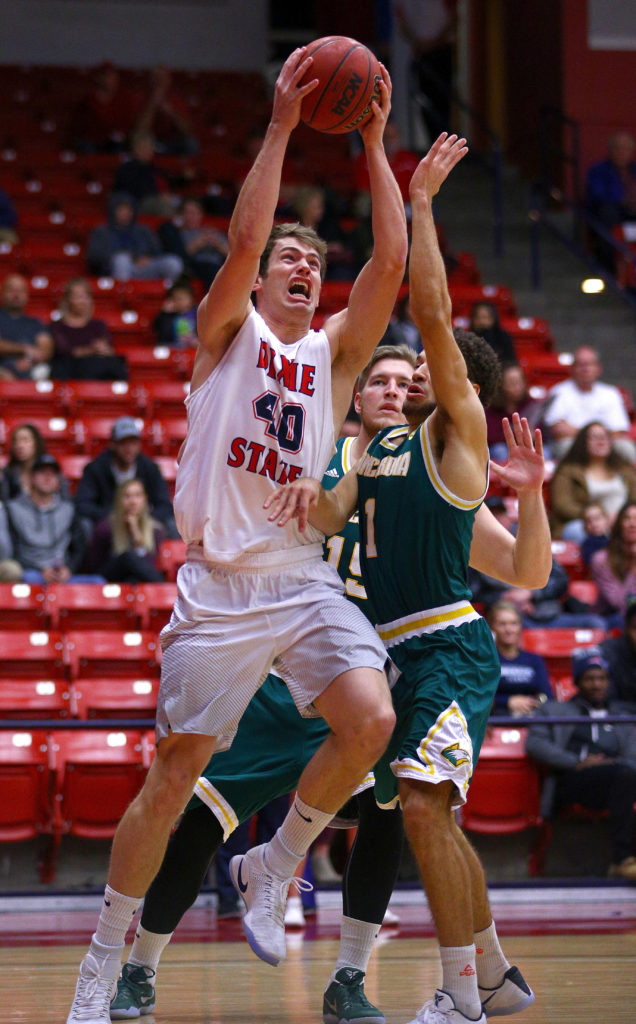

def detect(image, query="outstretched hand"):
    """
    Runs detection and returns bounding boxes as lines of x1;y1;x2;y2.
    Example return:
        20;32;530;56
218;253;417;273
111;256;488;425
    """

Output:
271;48;319;134
263;477;321;533
358;64;392;147
409;132;468;201
489;413;545;495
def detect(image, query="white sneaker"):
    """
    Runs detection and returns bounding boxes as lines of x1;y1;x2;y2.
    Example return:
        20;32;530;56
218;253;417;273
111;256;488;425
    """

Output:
66;944;122;1024
230;844;304;966
382;906;400;926
478;966;535;1016
284;895;306;929
403;989;486;1024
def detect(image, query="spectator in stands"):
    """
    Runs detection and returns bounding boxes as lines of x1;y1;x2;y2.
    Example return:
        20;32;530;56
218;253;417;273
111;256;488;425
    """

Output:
0;422;70;503
0;504;22;582
549;422;636;542
82;479;166;583
69;62;141;153
486;364;542;461
0;188;18;244
2;454;87;583
0;274;53;380
49;277;127;381
488;599;553;715
581;501;611;567
602;594;636;710
158;197;228;289
541;345;635;462
75;416;177;539
135;66;199;156
469;301;517;365
585;131;636;268
152;281;198;348
525;646;636;881
292;185;355;281
469;496;606;630
113;131;194;216
395;0;457;145
382;294;421;354
590;501;636;627
86;193;183;283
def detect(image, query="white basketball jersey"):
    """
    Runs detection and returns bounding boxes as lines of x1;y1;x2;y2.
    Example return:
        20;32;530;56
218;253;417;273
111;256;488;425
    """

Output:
174;309;335;567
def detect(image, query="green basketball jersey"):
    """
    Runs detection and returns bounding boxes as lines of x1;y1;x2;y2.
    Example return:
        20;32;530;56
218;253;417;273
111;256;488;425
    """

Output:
322;435;377;622
358;418;487;639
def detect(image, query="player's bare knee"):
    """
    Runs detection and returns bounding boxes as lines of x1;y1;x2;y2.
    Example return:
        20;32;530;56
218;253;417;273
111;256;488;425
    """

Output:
400;779;455;841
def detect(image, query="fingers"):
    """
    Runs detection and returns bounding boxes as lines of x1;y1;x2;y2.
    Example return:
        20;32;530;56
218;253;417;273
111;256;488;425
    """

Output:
534;427;544;457
263;483;314;532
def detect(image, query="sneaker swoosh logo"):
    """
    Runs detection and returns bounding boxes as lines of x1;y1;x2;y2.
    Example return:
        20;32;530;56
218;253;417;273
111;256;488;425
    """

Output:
237;860;248;894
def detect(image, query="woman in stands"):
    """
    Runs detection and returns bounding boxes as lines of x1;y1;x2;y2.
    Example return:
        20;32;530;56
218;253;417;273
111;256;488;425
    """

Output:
49;277;127;381
0;422;70;502
82;478;166;583
550;421;636;541
469;299;516;364
486;363;542;462
488;599;554;715
590;501;636;627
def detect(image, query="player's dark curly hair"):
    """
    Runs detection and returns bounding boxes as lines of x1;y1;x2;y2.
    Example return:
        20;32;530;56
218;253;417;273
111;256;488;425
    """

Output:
453;328;501;408
259;223;328;281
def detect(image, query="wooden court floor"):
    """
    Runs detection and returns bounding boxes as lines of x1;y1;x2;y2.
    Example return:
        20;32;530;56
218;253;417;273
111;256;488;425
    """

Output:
3;932;636;1023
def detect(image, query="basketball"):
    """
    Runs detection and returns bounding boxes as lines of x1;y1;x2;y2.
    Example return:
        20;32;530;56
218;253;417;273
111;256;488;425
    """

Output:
300;36;382;135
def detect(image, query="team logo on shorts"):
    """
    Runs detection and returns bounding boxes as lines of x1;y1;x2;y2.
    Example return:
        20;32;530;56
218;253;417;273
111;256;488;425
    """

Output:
441;742;472;768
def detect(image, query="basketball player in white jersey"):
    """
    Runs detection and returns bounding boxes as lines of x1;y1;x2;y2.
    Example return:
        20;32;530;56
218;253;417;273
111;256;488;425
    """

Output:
66;47;407;1024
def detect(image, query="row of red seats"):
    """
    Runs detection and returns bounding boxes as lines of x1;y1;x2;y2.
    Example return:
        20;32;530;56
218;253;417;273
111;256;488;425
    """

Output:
0;412;187;456
0;378;189;418
0;580;176;631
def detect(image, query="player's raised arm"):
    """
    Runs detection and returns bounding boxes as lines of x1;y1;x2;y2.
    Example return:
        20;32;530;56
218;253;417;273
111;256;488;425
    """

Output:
326;67;408;424
408;134;481;433
195;49;318;368
469;414;552;588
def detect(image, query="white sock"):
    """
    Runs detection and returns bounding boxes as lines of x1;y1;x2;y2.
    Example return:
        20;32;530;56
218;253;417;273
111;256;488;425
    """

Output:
128;924;173;974
440;944;481;1019
265;796;334;878
332;915;379;978
94;885;141;949
474;921;510;988
88;934;124;961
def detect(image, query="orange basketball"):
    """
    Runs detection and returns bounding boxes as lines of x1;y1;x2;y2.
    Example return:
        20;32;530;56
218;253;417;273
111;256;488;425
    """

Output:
300;36;382;135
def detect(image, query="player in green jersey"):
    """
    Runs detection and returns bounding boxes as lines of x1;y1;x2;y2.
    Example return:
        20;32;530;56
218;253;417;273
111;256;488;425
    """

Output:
266;135;551;1024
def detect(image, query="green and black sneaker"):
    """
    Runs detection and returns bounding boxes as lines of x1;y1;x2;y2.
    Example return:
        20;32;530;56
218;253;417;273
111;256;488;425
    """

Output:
110;962;156;1020
322;968;386;1024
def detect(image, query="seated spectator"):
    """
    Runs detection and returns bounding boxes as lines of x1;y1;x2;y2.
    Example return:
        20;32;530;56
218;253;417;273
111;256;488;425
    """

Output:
469;301;517;365
75;416;177;539
383;295;422;354
602;595;636;710
526;647;636;881
69;62;142;153
49;277;127;381
292;185;354;281
590;501;636;628
585;131;636;269
113;131;181;216
158;197;228;289
486;364;542;462
86;193;183;283
136;66;199;156
82;479;166;583
1;454;89;583
488;599;553;715
152;281;198;348
469;497;606;630
549;422;636;541
580;501;610;567
541;345;635;462
0;422;70;502
0;187;18;244
0;274;53;380
0;501;22;582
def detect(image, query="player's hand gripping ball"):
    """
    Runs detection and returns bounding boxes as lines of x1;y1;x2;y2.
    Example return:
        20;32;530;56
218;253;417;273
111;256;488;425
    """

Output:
300;36;382;134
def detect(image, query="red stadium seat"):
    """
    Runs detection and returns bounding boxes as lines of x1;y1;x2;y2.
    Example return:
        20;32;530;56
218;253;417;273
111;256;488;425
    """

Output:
62;380;139;418
64;630;161;680
0;414;80;456
135;380;190;418
521;627;606;678
0;630;65;680
57;453;90;494
551;539;587;581
153;456;179;498
461;728;541;834
156;539;187;582
153;417;187;455
72;678;160;720
45;583;141;631
0;730;52;842
124;346;195;382
135;582;177;631
0;379;67;416
567;579;600;608
0;678;72;720
0;582;48;628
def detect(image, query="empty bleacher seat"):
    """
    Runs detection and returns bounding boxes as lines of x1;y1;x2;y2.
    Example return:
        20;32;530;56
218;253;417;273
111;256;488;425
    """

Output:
0;582;48;628
156;539;187;582
0;730;51;842
72;678;160;721
135;582;177;631
460;727;541;834
45;583;141;631
64;630;161;680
